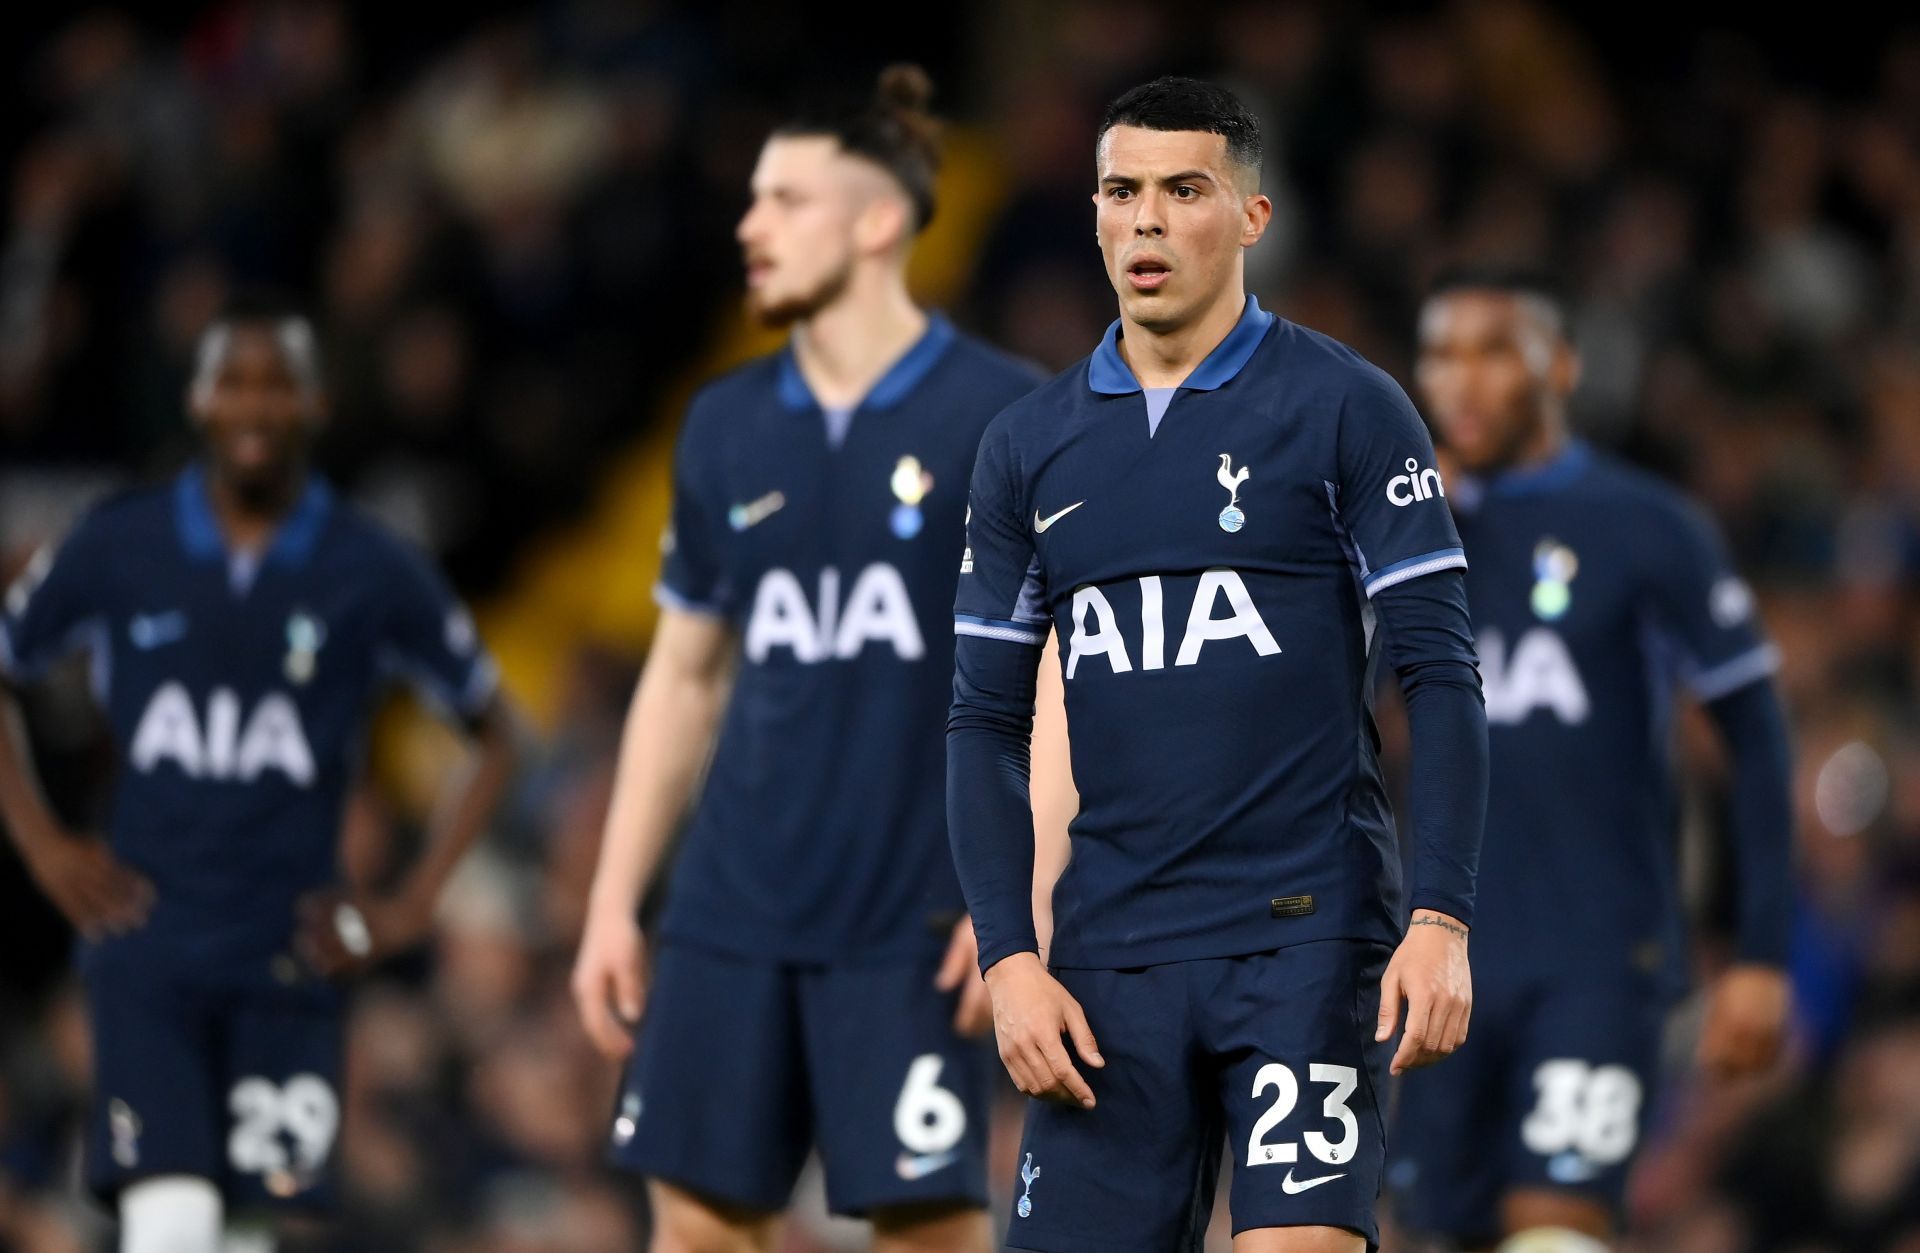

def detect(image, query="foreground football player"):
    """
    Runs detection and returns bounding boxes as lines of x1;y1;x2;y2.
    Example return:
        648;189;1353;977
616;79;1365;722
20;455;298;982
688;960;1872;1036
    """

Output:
948;76;1488;1253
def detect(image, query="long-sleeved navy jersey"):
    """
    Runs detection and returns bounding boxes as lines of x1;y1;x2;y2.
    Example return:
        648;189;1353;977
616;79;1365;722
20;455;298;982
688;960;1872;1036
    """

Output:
1448;442;1792;993
950;297;1487;971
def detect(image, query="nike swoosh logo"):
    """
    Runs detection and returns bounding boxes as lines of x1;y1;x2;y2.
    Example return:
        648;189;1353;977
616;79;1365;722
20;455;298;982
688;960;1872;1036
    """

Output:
728;491;787;532
895;1150;958;1181
1033;501;1085;533
1281;1169;1346;1194
128;612;188;650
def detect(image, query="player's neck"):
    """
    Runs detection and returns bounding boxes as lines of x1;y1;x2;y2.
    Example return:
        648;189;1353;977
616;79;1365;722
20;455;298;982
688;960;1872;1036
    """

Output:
1501;414;1569;476
1117;285;1248;390
205;467;306;553
791;277;927;411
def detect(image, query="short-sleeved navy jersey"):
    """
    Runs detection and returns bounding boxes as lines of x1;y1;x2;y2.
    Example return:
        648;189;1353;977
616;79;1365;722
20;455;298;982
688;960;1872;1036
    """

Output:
655;317;1041;963
0;465;497;967
1449;442;1778;992
956;297;1471;968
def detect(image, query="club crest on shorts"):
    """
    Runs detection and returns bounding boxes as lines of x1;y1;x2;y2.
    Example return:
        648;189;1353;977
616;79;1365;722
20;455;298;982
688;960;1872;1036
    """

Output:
284;610;326;685
890;455;934;539
1216;454;1250;533
1018;1151;1042;1217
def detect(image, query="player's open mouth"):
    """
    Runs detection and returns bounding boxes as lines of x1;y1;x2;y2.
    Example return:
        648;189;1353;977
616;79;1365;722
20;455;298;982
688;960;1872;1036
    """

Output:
1126;257;1171;290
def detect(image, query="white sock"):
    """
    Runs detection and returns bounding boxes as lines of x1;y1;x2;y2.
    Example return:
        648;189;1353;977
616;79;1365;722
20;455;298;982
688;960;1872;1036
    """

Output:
120;1175;223;1253
1497;1228;1612;1253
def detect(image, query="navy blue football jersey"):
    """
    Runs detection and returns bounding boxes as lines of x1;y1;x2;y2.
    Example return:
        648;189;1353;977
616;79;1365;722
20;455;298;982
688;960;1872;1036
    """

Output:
956;297;1473;968
1449;442;1779;991
654;316;1040;962
0;465;497;966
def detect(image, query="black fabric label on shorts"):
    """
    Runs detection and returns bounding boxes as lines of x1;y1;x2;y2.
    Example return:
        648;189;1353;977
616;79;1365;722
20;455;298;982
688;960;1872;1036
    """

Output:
1270;895;1316;919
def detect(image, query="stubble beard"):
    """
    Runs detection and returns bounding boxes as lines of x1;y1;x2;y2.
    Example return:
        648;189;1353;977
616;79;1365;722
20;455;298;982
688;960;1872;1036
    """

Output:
745;259;854;330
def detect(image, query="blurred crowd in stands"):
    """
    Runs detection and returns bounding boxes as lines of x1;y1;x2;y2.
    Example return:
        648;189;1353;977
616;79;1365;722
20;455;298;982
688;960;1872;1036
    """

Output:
1;2;1918;1249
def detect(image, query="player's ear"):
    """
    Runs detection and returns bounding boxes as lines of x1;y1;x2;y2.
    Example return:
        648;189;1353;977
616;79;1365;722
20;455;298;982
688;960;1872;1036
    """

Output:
854;192;911;257
1551;340;1582;397
185;380;210;429
1240;190;1273;248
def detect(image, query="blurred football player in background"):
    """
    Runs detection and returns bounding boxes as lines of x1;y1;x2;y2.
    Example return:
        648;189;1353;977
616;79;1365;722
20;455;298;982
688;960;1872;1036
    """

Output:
0;293;519;1252
1389;267;1795;1253
569;65;1039;1253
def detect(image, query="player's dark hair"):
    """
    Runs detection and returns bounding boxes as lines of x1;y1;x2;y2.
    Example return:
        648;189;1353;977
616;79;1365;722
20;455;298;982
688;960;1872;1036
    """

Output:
1426;263;1573;334
1099;77;1263;175
195;289;324;391
774;64;943;231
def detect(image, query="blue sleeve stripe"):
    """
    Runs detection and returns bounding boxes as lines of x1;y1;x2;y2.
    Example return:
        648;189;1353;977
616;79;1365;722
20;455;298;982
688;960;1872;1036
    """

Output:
0;619;17;680
1690;643;1781;701
1363;548;1467;597
955;614;1046;646
652;582;727;618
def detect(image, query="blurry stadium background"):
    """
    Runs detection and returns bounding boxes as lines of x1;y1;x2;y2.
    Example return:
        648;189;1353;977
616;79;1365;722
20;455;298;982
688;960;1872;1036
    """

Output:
1;3;1917;1250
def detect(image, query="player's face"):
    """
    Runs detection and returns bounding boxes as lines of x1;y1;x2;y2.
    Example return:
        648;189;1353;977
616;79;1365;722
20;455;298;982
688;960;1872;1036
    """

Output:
189;324;320;500
1417;291;1569;473
1094;127;1269;333
737;136;870;327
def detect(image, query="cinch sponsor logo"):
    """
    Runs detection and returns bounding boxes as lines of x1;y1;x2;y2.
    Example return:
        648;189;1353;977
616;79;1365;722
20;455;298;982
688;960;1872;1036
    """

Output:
744;564;924;663
1386;458;1446;507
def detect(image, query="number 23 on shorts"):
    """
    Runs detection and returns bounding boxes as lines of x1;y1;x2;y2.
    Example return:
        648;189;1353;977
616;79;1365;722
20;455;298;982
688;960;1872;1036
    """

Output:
1246;1061;1361;1169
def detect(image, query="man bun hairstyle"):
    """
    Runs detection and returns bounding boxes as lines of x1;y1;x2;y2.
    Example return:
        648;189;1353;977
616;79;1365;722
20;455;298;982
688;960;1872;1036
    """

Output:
1099;76;1263;175
777;63;943;231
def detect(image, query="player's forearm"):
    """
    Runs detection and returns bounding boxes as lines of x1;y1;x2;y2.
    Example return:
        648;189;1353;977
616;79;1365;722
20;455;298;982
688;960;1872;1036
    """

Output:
1376;573;1488;924
586;642;733;918
0;685;62;852
948;635;1043;972
401;695;521;914
1705;678;1796;966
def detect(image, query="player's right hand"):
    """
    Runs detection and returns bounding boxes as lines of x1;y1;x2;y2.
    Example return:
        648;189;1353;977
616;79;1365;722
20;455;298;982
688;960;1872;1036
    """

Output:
572;907;648;1061
18;828;152;939
983;951;1104;1109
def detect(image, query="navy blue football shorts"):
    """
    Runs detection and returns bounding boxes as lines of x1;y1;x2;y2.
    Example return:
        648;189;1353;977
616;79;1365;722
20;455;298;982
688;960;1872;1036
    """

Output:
1388;965;1666;1245
1005;939;1394;1253
609;940;994;1217
81;934;346;1211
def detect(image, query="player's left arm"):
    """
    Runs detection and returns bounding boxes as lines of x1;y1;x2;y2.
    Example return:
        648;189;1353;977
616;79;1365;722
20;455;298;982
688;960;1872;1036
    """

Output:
297;551;521;977
1371;571;1487;1075
1650;500;1795;1078
1333;368;1488;1075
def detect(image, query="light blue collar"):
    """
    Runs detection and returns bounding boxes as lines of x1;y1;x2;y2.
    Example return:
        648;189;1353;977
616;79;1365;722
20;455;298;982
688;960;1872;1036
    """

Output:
174;462;332;568
1087;295;1275;395
776;313;957;413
